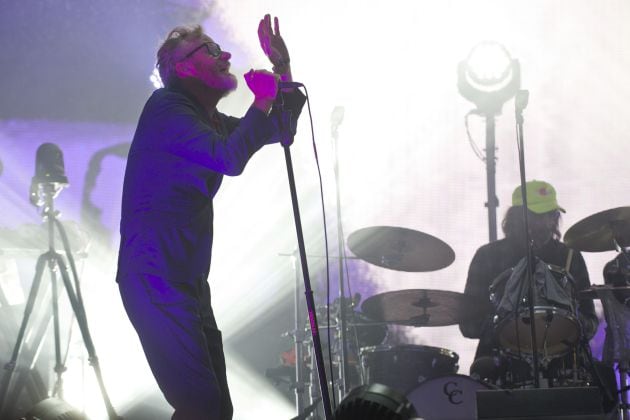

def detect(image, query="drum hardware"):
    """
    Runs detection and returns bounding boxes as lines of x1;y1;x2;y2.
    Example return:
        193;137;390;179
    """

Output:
565;207;630;419
347;226;455;272
579;284;630;420
481;255;618;399
280;269;389;420
283;223;458;417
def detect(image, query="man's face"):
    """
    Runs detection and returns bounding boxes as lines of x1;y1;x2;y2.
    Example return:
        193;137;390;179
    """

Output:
178;36;237;93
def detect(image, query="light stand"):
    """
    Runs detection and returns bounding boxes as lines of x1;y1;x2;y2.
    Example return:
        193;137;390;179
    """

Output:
458;43;542;384
458;41;521;242
279;94;333;419
0;145;119;419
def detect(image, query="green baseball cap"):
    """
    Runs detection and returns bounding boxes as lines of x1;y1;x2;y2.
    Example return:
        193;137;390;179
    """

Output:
511;180;565;214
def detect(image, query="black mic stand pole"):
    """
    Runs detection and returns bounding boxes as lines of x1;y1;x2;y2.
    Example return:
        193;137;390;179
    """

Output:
291;250;309;416
279;98;333;419
331;109;350;399
514;89;541;387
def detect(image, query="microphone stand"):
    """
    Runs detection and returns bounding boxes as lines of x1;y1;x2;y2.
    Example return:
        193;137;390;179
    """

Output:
279;93;333;419
514;90;541;387
291;250;309;416
331;108;350;399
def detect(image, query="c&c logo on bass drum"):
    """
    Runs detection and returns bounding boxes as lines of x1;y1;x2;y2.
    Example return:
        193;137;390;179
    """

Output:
443;380;464;405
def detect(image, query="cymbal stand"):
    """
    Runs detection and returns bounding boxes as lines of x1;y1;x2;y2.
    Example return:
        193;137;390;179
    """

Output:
612;239;630;419
0;184;119;419
331;106;350;400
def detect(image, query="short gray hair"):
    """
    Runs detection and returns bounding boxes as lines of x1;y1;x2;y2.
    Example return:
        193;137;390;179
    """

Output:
156;25;204;87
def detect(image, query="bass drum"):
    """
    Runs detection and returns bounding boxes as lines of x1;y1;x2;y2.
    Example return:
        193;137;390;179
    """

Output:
360;345;459;395
406;374;490;420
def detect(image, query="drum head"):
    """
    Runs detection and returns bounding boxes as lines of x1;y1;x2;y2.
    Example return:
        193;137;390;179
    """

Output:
406;374;490;420
497;306;579;356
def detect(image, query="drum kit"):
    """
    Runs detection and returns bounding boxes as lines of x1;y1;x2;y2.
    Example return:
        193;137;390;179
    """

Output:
289;207;630;419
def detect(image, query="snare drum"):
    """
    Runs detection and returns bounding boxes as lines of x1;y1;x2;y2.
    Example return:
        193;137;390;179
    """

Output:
490;262;579;357
406;374;490;420
496;306;579;357
360;345;459;394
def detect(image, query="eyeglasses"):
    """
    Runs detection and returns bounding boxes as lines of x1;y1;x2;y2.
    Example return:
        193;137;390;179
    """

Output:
182;41;222;60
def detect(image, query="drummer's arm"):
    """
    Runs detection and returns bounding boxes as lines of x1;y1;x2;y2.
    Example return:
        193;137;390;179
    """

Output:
460;249;492;339
572;251;599;340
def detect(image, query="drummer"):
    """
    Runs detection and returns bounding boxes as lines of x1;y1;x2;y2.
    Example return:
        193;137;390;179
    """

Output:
459;180;599;375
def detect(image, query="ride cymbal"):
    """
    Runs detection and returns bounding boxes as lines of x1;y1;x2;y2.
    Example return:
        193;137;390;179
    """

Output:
347;226;455;272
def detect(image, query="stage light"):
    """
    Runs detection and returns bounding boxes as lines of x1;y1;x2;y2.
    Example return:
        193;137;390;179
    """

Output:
149;68;163;89
24;397;86;420
458;41;520;115
458;41;522;242
332;383;418;420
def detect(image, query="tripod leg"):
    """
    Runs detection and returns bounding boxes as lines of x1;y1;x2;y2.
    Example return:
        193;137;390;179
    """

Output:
49;263;67;399
54;254;120;420
0;253;48;419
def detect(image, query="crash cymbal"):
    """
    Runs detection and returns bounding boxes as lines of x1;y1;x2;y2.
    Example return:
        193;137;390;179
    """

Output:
564;207;630;252
361;289;488;327
347;226;455;272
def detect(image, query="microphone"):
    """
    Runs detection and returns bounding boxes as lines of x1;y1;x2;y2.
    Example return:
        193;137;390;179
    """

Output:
331;106;345;138
278;81;304;89
515;90;529;113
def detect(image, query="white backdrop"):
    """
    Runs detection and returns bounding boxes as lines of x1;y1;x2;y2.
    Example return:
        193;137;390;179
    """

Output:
1;1;630;418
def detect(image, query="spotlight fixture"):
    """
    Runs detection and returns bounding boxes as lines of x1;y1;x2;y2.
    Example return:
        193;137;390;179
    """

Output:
150;67;164;89
332;383;418;420
458;41;522;242
458;41;520;115
24;397;86;420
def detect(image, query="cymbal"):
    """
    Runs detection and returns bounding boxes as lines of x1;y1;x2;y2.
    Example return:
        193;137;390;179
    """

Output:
361;289;488;327
347;226;455;272
564;207;630;252
578;285;630;300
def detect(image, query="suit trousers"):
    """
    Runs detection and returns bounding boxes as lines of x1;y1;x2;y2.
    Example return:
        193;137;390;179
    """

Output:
119;272;233;420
